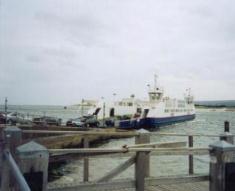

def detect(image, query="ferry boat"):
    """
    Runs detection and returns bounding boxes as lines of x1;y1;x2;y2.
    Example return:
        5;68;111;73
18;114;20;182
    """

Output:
120;75;195;129
88;75;196;129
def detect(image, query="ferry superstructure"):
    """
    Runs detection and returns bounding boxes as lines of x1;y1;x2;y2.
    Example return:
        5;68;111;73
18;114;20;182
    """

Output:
87;95;146;120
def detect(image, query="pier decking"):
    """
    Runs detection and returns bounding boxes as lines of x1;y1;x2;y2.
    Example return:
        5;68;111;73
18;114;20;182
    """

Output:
139;182;208;191
48;181;209;191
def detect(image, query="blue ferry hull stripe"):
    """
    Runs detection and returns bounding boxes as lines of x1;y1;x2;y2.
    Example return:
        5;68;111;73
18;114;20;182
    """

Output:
119;114;196;129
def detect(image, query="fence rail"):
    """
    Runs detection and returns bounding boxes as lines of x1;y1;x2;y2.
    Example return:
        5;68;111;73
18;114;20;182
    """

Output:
22;129;233;137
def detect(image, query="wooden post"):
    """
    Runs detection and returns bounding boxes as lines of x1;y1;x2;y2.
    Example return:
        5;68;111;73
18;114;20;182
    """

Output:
188;135;194;175
16;141;49;191
135;151;147;191
220;121;233;144
135;133;150;177
135;133;150;191
4;127;22;158
224;121;230;132
209;140;235;191
83;136;89;182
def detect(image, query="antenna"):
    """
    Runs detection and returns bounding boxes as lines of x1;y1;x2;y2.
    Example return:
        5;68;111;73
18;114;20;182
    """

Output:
154;74;158;90
147;84;150;91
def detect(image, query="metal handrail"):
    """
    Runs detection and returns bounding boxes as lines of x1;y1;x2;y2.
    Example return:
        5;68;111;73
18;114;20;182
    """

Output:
4;150;31;191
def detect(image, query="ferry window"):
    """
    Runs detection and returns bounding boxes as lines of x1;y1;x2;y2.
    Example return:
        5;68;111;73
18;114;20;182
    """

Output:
151;94;156;100
128;102;133;106
110;108;115;117
137;108;142;114
143;109;149;118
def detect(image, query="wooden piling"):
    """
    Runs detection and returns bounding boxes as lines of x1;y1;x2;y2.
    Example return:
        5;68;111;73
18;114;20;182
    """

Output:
17;141;49;191
4;127;22;158
135;133;150;177
188;135;194;175
220;121;233;144
209;141;235;191
83;136;89;182
224;121;230;132
135;133;150;191
135;151;146;191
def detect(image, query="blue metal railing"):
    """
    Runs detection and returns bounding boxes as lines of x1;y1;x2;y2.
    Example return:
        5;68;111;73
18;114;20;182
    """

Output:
4;150;31;191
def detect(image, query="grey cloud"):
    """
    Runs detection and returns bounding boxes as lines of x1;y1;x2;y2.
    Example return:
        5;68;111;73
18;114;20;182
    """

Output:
1;0;235;104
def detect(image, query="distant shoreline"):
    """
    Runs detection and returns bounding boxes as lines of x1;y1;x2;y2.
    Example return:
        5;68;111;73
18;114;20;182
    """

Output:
195;104;235;109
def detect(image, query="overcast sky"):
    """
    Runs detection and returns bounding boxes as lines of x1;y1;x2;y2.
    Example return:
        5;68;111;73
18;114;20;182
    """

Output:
0;0;235;105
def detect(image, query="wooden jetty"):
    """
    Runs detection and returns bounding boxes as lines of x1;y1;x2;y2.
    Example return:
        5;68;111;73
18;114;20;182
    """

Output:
0;121;235;191
1;124;134;149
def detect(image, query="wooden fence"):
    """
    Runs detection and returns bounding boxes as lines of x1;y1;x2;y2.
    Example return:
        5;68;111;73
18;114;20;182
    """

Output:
0;121;235;191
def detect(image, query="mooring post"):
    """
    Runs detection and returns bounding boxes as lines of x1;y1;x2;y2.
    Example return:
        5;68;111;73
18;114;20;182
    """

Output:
83;136;89;182
135;132;150;177
4;126;22;158
135;132;150;191
220;121;234;144
224;121;230;132
188;135;194;174
16;141;49;191
209;140;235;191
1;126;22;190
135;151;147;191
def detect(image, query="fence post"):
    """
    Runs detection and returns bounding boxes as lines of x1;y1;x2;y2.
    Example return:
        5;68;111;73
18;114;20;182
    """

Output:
224;121;230;132
188;135;194;174
220;121;234;144
83;136;89;182
135;132;150;177
1;126;22;190
4;126;22;158
16;141;49;191
209;140;235;191
135;151;147;191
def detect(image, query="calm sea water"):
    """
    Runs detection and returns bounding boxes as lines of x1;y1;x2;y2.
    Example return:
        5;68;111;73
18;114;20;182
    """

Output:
1;105;235;184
